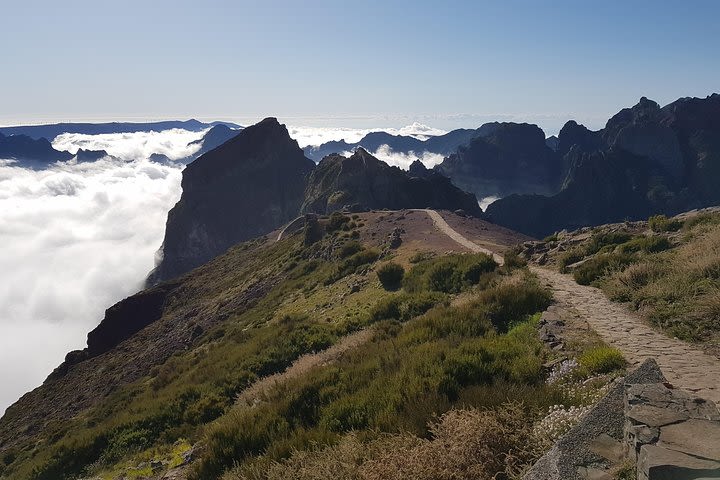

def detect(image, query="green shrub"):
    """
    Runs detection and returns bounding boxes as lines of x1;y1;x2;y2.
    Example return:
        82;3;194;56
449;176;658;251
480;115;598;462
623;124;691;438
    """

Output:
338;241;362;259
377;262;405;290
477;278;552;332
648;214;683;232
326;212;351;232
543;234;558;242
573;253;634;285
618;236;671;254
326;248;380;284
579;346;625;374
369;292;447;323
404;253;497;293
586;232;633;255
558;248;585;271
409;251;435;263
503;249;527;269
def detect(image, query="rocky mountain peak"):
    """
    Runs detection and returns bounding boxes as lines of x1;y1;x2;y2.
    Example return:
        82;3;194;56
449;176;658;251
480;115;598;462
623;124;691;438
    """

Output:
147;118;314;285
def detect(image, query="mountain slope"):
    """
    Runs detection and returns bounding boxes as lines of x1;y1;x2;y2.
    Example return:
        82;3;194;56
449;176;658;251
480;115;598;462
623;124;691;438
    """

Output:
0;209;545;480
147;118;314;284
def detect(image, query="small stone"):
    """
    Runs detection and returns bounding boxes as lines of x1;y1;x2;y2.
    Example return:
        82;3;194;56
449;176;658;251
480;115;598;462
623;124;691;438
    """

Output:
638;444;720;480
627;404;689;427
589;433;625;463
659;419;720;461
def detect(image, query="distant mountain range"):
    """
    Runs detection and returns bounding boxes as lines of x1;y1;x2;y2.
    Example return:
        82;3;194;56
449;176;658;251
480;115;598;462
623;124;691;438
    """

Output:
486;94;720;237
0;119;240;141
304;127;485;161
0;122;241;168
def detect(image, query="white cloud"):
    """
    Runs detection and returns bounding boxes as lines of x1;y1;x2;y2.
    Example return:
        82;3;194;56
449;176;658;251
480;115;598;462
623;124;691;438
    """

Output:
52;128;208;161
288;124;448;148
0;156;182;415
392;122;447;140
479;195;500;211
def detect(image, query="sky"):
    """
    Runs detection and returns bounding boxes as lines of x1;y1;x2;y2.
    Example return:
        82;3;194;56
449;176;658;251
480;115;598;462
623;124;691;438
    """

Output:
1;0;719;134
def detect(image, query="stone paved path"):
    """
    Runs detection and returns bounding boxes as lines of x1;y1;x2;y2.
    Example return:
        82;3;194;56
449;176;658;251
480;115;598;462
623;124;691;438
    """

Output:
425;210;720;404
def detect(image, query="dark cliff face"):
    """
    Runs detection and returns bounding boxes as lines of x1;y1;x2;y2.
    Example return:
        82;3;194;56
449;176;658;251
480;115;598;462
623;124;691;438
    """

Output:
486;94;720;237
0;132;73;166
46;281;182;381
435;122;562;199
147;118;315;284
301;148;482;216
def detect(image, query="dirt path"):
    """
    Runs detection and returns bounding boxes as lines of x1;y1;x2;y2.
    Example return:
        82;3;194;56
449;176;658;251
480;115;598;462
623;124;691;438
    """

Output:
424;210;720;404
419;209;505;264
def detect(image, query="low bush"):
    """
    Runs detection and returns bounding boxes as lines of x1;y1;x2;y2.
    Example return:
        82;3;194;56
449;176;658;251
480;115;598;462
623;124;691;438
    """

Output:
573;253;634;286
326;248;380;284
586;231;633;255
369;292;448;323
578;346;625;375
648;214;683;232
338;241;363;259
326;212;351;232
477;277;552;332
558;248;585;271
404;253;497;293
618;236;671;254
376;262;405;290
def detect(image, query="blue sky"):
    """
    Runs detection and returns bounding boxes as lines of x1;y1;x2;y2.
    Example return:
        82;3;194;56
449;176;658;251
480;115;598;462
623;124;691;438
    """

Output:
1;0;718;132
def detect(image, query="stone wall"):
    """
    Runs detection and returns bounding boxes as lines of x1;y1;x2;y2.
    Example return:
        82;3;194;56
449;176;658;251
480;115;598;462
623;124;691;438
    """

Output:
624;382;720;479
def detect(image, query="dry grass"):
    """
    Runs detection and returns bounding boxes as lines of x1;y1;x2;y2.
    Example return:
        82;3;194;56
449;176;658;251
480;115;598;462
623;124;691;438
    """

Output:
225;403;545;480
360;404;545;480
602;223;720;342
236;328;376;408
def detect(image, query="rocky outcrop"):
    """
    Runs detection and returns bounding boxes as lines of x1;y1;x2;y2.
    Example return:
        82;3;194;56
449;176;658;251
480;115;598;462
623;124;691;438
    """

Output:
147;118;315;284
488;94;720;237
407;159;433;178
300;148;482;216
46;281;181;381
435;122;563;200
603;97;685;179
75;148;110;162
0;132;73;166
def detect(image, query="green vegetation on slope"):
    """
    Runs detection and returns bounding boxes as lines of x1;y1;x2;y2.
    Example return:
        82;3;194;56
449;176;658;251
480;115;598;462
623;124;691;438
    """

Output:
548;211;720;343
2;211;625;480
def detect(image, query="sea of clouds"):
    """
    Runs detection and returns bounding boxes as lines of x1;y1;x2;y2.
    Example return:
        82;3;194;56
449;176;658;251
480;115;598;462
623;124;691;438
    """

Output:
0;130;203;414
0;122;477;415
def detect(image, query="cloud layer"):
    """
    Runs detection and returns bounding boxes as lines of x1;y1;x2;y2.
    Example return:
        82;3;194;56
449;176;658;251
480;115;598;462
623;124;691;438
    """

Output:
0;156;182;414
52;128;207;161
287;123;448;148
